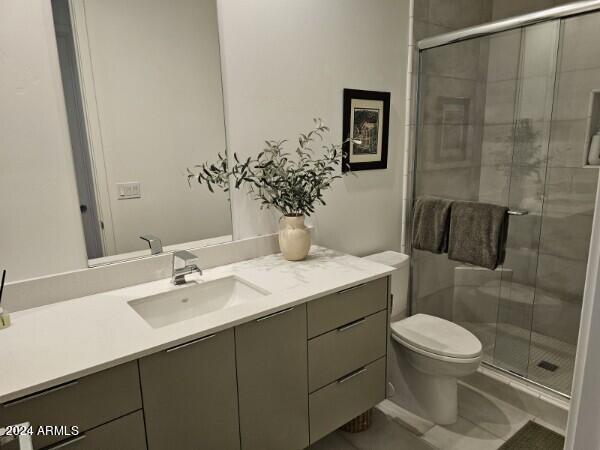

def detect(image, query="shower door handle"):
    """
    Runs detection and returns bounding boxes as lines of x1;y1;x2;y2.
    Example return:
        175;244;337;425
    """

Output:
507;210;528;216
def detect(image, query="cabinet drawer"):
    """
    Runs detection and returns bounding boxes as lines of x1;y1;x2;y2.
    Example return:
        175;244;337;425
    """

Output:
307;277;388;338
309;357;386;444
0;361;142;449
308;310;387;392
45;410;146;450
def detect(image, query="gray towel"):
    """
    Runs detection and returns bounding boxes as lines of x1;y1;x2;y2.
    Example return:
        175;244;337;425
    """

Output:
447;201;509;270
412;196;453;254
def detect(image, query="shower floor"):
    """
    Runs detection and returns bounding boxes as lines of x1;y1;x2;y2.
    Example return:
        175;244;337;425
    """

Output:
459;322;576;395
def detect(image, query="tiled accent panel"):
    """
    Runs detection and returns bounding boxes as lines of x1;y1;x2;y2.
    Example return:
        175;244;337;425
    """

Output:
532;11;600;349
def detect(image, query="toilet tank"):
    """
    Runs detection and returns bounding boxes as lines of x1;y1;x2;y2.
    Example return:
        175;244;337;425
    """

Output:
363;251;410;321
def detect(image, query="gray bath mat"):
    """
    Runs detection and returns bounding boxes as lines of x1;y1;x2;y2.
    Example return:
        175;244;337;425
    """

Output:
500;421;564;450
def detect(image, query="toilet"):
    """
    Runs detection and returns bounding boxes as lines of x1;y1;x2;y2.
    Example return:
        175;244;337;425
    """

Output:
364;252;482;425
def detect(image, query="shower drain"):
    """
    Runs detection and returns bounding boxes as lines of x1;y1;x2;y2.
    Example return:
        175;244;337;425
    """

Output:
537;360;559;372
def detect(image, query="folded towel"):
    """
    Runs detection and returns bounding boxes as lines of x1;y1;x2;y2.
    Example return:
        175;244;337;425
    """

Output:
412;196;453;254
447;201;509;270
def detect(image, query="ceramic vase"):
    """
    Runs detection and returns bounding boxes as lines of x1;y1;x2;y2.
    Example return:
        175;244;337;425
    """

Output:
278;215;311;261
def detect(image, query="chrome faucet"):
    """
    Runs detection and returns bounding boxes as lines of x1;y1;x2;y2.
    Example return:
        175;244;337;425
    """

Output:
171;250;202;285
140;235;163;255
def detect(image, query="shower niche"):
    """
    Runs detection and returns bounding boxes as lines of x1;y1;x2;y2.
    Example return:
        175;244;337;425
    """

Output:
583;90;600;167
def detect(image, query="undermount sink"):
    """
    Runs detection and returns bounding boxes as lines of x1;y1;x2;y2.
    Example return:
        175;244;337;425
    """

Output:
128;276;269;328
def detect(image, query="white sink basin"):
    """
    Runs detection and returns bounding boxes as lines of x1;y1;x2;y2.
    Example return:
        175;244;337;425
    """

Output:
128;276;269;328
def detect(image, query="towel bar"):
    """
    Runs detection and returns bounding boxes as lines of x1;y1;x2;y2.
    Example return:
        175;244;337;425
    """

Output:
507;210;529;216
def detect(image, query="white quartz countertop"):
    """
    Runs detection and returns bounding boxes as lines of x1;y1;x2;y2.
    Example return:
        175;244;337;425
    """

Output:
0;246;394;403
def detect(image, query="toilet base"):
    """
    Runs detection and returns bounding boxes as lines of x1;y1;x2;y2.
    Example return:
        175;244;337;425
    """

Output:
389;343;459;425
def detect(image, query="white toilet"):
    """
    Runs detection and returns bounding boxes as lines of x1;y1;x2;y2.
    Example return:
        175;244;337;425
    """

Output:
390;313;482;424
364;252;483;425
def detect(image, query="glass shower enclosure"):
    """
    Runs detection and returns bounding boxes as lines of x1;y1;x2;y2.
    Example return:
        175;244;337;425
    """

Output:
411;10;600;396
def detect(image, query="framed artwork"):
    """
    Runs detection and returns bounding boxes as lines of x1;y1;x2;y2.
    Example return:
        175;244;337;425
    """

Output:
342;89;390;172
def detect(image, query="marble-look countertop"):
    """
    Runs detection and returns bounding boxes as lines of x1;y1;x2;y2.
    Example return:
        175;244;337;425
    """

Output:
0;246;394;403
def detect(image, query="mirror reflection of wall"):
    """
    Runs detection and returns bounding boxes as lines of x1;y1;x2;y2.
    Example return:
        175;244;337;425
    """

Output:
51;0;232;265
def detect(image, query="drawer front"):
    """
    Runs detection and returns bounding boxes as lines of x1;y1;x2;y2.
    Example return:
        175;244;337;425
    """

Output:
307;277;388;338
308;310;387;392
309;357;386;444
0;361;142;449
45;410;146;450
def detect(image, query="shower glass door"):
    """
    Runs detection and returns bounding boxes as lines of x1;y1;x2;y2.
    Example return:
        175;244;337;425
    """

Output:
412;12;599;396
491;21;559;382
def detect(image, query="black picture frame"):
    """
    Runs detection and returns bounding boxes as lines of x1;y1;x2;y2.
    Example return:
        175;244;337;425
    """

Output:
342;89;390;172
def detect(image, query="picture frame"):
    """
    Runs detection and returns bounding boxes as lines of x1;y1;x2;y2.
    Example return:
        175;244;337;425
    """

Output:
342;89;390;172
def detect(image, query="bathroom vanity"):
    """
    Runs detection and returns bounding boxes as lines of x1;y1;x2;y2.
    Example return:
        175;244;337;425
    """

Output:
0;248;393;449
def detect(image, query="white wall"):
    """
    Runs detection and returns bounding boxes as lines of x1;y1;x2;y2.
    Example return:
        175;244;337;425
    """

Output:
75;0;232;255
0;0;88;282
217;0;410;256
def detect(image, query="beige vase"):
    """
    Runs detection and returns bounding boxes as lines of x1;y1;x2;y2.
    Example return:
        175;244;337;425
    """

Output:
278;215;311;261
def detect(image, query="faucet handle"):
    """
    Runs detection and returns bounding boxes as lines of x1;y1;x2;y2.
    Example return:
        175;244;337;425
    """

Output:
140;235;163;255
173;250;198;268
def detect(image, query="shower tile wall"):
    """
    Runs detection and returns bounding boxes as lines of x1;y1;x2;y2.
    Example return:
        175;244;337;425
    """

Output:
401;0;492;252
413;22;490;319
405;1;594;248
533;12;600;350
492;0;587;20
409;0;491;320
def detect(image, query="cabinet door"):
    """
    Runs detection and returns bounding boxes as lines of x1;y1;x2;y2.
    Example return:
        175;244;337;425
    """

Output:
236;305;309;450
139;329;240;450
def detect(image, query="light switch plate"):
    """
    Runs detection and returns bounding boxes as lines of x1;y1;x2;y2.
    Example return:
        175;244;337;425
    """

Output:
117;182;141;199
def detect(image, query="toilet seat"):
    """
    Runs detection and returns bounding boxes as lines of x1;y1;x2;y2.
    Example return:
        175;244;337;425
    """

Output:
391;314;482;360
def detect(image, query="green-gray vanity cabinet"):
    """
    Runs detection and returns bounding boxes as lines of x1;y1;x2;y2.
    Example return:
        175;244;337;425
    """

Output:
138;328;240;450
235;304;309;450
307;277;389;444
0;276;389;450
0;361;144;449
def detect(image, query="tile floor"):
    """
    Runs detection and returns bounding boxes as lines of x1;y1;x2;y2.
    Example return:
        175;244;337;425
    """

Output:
308;383;566;450
461;321;575;394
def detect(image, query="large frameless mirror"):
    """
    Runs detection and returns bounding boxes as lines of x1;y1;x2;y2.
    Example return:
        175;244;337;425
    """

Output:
52;0;232;266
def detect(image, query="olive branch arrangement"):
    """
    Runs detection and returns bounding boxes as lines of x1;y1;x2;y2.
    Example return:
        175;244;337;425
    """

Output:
188;119;354;217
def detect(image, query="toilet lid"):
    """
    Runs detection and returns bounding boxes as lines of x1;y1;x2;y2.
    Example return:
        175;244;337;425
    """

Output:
391;314;482;359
